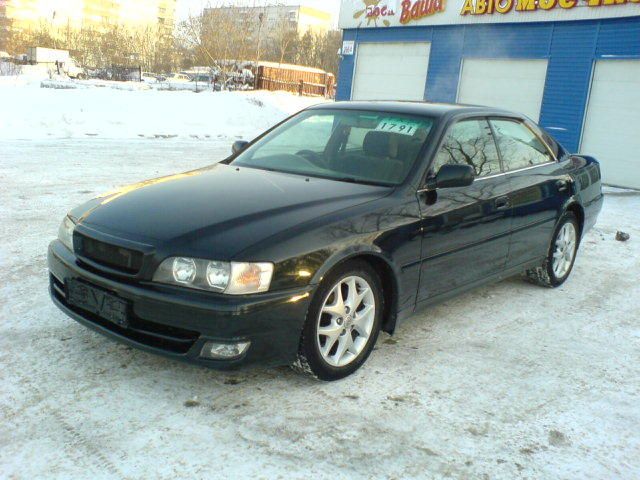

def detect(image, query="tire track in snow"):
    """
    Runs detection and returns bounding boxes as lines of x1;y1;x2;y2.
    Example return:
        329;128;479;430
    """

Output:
5;377;132;480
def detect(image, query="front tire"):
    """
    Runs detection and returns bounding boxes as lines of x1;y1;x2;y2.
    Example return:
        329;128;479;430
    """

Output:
293;260;384;381
525;212;580;288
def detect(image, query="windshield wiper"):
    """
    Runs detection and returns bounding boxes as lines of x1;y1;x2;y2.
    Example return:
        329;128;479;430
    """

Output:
235;165;392;187
333;176;392;187
335;176;358;183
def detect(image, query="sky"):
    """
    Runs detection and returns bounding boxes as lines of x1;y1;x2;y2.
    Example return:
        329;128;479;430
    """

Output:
176;0;342;21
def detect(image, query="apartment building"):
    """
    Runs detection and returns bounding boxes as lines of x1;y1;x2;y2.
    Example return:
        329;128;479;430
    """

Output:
204;4;333;38
1;0;176;45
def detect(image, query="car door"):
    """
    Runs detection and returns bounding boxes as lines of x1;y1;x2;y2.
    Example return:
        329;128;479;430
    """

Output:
488;118;573;268
416;118;512;303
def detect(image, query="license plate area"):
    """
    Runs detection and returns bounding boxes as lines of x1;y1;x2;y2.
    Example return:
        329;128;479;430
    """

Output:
67;279;129;328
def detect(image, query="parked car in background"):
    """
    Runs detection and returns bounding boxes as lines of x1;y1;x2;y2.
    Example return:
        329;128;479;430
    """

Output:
165;73;191;83
48;102;603;381
27;47;85;79
141;72;160;83
241;68;255;82
190;74;213;84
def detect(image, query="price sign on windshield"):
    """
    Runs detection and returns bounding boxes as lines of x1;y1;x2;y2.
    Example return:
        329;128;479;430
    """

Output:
375;117;422;136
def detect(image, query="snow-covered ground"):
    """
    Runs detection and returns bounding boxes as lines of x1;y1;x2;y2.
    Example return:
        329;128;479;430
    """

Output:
1;79;639;479
0;66;324;140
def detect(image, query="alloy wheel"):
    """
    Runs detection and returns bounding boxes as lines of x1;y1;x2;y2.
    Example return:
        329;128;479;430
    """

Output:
552;222;577;278
316;275;376;367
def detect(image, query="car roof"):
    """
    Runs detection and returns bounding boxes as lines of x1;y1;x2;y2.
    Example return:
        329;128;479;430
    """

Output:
307;101;524;121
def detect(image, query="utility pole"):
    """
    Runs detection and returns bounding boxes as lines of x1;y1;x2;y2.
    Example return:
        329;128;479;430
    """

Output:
256;11;264;66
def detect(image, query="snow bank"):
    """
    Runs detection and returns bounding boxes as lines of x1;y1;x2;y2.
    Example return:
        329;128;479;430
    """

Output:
41;78;152;91
149;81;215;92
0;75;328;140
0;63;51;86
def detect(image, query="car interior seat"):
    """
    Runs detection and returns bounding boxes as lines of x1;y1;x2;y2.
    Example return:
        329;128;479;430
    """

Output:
342;131;407;183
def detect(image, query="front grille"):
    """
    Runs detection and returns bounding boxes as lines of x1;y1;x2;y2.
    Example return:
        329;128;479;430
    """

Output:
51;275;200;354
75;233;143;274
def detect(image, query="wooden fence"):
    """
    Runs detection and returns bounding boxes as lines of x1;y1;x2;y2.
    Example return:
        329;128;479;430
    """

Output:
255;64;335;98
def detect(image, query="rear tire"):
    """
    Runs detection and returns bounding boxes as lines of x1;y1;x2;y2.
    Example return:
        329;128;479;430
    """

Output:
292;260;384;381
525;212;579;288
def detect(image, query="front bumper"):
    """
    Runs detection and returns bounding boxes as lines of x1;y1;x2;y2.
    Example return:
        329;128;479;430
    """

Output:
48;240;313;369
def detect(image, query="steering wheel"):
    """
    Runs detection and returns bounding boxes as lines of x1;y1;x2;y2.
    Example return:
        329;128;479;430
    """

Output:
296;150;328;169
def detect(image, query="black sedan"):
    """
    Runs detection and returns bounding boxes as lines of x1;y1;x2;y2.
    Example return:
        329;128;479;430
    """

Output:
48;102;604;380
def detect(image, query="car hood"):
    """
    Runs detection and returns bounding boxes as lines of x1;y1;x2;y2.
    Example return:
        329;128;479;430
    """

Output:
71;164;389;260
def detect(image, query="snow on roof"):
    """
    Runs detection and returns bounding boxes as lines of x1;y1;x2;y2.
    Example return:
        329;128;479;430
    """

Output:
257;61;328;74
186;60;331;75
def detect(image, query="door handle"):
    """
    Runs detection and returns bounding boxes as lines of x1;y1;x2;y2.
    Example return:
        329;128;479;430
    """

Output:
495;196;511;210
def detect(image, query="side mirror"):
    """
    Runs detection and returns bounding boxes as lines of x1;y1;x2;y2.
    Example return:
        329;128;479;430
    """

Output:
232;140;249;154
425;164;475;190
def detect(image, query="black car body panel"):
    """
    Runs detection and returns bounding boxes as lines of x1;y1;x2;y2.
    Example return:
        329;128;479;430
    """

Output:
49;101;604;369
49;241;313;368
71;164;390;261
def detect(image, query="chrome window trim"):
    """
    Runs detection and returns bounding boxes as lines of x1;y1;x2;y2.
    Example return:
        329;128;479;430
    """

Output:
418;160;557;191
474;160;557;182
530;129;559;164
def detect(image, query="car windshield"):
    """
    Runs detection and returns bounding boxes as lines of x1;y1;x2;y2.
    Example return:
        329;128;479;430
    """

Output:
231;109;435;186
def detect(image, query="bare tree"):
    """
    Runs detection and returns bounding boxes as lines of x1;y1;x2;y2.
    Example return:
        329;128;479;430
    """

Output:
4;14;178;73
177;3;342;80
271;13;298;65
178;2;258;86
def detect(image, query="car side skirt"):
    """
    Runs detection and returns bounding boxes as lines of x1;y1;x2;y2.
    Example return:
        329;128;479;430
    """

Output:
406;257;545;323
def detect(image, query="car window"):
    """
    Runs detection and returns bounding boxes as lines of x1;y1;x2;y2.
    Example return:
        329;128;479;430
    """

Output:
432;119;501;178
346;127;369;149
525;121;564;159
257;114;335;155
490;119;554;171
232;110;435;186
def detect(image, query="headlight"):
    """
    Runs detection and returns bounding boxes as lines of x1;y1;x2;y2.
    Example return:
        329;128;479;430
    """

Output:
58;215;76;251
172;257;197;284
153;257;273;295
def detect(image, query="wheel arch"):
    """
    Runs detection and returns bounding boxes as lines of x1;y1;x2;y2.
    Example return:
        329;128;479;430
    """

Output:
564;201;585;239
311;247;400;334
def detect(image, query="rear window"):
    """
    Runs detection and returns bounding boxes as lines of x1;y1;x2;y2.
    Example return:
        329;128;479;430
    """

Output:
490;119;555;171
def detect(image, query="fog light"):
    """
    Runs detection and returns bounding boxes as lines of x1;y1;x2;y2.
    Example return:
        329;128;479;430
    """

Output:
200;341;250;360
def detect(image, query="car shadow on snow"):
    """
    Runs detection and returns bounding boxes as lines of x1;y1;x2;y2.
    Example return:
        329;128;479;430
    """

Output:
58;273;530;392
